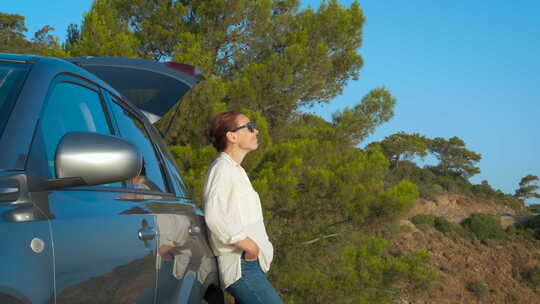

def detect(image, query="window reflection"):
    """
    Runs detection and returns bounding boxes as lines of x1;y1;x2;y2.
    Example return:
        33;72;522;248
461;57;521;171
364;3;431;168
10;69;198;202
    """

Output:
126;166;161;191
37;81;121;187
110;100;167;192
41;82;111;177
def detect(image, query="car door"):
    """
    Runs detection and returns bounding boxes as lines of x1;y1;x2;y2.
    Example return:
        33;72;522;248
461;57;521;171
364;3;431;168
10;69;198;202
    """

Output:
105;96;211;303
25;75;158;304
69;56;218;302
148;126;219;304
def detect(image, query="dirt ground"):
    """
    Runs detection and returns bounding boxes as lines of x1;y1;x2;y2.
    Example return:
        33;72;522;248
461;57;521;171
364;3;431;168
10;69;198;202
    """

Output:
393;195;540;304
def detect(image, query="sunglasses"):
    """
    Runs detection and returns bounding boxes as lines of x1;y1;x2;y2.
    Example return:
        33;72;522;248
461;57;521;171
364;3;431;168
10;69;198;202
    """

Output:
230;121;257;133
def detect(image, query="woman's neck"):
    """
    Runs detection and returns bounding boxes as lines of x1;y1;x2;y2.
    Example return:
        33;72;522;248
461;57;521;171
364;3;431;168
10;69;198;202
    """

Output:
223;148;247;165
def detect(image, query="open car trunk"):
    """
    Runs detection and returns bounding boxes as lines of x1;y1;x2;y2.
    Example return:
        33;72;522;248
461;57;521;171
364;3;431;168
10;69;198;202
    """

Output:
68;57;200;124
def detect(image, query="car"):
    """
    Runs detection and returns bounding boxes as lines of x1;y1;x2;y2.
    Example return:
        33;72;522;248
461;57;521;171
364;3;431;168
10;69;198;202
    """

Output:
0;53;223;304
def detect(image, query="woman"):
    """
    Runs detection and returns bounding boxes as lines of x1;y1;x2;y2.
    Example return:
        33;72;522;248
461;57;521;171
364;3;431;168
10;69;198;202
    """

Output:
203;111;284;304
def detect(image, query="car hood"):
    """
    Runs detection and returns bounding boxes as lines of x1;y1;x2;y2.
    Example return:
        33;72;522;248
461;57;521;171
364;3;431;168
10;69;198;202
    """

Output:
68;57;200;123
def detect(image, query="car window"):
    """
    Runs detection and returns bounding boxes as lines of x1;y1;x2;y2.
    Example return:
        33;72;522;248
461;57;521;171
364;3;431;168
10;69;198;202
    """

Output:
148;125;192;198
38;81;120;187
109;100;168;193
0;61;29;138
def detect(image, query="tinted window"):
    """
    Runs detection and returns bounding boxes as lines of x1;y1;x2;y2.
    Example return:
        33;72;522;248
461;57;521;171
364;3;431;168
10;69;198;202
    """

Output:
70;57;197;118
0;62;29;137
39;81;114;182
148;126;191;198
109;101;167;192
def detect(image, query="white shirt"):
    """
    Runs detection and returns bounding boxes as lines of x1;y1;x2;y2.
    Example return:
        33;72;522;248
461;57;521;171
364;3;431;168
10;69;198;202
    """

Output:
203;152;274;289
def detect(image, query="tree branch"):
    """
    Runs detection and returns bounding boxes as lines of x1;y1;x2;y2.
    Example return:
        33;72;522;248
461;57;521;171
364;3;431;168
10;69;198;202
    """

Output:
301;233;342;245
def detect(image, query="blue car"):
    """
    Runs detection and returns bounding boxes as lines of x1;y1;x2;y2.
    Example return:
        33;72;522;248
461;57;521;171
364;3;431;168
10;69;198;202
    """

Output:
0;53;223;304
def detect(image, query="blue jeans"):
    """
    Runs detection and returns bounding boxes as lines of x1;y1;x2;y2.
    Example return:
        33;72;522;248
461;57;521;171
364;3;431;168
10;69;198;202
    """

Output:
226;257;284;304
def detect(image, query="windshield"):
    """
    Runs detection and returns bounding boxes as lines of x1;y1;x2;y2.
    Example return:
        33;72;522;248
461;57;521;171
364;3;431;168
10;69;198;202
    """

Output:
0;61;30;137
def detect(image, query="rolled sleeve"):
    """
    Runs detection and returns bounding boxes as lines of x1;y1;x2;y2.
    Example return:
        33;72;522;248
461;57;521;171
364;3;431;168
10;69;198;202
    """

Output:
204;165;247;245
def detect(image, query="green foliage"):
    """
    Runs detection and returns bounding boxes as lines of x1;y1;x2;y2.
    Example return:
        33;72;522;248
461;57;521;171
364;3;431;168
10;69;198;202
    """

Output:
462;213;505;242
438;218;473;241
528;204;540;214
31;25;70;57
467;281;489;301
372;134;518;208
517;215;540;240
383;161;439;199
521;267;540;291
251;138;394;230
332;88;396;145
368;179;418;221
169;145;218;206
157;77;230;147
386;160;465;198
63;23;81;52
433;216;453;233
470;180;495;198
520;174;540;187
411;214;436;230
73;0;366;135
68;0;140;57
383;159;522;210
470;179;517;203
272;113;335;143
428;136;481;178
471;180;524;209
368;132;428;169
0;12;30;53
271;234;437;304
410;214;467;237
273;87;397;146
0;12;67;56
430;171;472;193
515;174;540;201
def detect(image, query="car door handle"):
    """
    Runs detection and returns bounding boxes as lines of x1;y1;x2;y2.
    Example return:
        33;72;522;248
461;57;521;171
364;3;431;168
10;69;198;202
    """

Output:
138;227;157;241
188;226;200;234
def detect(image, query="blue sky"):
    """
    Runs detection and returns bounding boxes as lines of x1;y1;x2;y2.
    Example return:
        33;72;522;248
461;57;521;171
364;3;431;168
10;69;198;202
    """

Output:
4;1;539;202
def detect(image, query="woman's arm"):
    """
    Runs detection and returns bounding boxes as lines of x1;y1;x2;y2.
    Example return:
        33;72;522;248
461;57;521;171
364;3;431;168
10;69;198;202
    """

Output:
204;164;249;246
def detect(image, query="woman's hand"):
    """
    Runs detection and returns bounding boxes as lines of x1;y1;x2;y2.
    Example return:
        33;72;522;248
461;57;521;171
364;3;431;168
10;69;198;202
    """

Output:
244;250;258;261
158;244;175;261
234;237;259;261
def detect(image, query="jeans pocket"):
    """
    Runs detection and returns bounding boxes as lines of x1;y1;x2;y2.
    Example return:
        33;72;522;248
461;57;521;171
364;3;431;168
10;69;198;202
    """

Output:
241;256;259;273
242;257;259;264
241;251;258;262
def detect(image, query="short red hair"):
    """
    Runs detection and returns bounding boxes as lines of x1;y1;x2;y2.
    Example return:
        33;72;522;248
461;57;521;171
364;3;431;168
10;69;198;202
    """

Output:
207;110;243;152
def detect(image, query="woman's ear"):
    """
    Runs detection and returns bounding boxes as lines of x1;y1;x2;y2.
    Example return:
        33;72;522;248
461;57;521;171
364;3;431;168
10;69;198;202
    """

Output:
226;131;237;144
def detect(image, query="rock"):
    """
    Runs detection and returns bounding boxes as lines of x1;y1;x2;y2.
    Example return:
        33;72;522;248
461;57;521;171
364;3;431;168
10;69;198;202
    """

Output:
500;216;517;229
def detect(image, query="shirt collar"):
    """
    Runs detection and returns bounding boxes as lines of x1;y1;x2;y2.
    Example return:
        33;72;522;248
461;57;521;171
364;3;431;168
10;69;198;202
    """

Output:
220;152;242;168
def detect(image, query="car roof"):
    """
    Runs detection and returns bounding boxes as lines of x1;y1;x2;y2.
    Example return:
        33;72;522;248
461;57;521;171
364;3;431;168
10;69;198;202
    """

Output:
0;53;197;121
0;54;128;101
0;53;39;63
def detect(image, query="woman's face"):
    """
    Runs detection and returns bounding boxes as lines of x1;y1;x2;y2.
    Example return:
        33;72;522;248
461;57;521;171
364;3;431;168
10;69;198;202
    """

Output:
231;114;259;151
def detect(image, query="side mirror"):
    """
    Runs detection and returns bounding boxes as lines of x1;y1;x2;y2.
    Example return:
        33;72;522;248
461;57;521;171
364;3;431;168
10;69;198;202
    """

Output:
42;132;142;190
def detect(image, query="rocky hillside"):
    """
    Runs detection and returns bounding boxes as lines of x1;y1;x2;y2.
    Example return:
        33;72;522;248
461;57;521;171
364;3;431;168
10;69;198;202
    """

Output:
394;195;539;304
406;194;529;228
